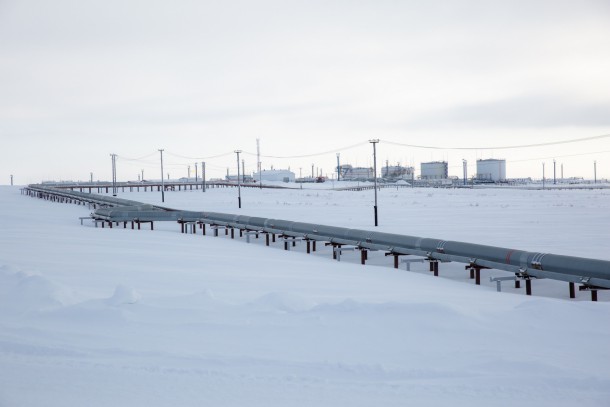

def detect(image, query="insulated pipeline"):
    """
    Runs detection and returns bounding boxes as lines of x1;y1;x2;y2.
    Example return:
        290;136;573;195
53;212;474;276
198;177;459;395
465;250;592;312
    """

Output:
25;185;610;289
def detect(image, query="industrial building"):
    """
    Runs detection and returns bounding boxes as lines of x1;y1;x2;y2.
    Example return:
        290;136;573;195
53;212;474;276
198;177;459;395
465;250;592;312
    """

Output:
339;165;374;181
252;169;295;183
476;159;506;182
420;161;448;180
381;164;415;181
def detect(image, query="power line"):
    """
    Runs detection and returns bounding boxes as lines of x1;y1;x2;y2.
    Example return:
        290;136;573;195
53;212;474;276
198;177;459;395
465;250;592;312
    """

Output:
241;141;369;159
442;149;609;170
164;150;234;160
383;134;610;150
509;149;610;163
120;159;159;167
117;151;158;161
110;134;609;173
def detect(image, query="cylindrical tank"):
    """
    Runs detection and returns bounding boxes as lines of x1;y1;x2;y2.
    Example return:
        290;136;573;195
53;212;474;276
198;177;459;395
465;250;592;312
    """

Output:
420;162;448;180
476;159;506;182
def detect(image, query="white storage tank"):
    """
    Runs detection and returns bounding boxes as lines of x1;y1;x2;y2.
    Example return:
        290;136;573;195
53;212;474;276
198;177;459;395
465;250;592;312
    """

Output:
476;159;506;182
421;161;448;180
252;169;295;182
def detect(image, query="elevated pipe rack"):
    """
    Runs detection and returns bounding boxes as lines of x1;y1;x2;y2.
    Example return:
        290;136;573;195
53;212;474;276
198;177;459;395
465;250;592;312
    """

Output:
24;185;610;299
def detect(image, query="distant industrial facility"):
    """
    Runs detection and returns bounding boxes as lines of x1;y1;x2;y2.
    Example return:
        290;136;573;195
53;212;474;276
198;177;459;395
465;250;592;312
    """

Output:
252;169;295;183
339;165;374;181
476;159;506;182
223;156;507;185
420;161;448;180
382;164;415;181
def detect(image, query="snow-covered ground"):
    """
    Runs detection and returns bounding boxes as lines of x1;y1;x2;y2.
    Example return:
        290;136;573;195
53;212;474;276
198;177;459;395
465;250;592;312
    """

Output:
1;185;609;406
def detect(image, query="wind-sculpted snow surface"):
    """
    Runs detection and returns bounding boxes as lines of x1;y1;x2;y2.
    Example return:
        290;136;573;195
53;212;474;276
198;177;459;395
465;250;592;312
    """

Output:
0;266;76;315
1;186;610;406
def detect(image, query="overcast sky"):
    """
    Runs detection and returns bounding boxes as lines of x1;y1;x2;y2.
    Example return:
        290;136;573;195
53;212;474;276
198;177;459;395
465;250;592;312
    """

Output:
2;0;610;184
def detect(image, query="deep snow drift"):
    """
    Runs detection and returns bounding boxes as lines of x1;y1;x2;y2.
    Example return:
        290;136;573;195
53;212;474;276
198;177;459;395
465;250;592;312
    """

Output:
1;185;609;406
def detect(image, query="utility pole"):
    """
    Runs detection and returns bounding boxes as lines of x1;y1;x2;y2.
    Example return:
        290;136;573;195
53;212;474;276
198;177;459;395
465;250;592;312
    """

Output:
235;150;242;208
561;163;564;181
257;138;262;188
110;153;117;196
90;172;93;183
188;165;191;180
370;139;379;226
159;149;165;202
553;159;556;185
10;175;13;186
594;160;597;183
385;159;389;180
242;159;245;183
202;161;206;192
412;167;415;187
141;169;144;182
337;153;341;181
542;162;545;190
195;162;198;183
462;159;467;186
312;164;314;179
